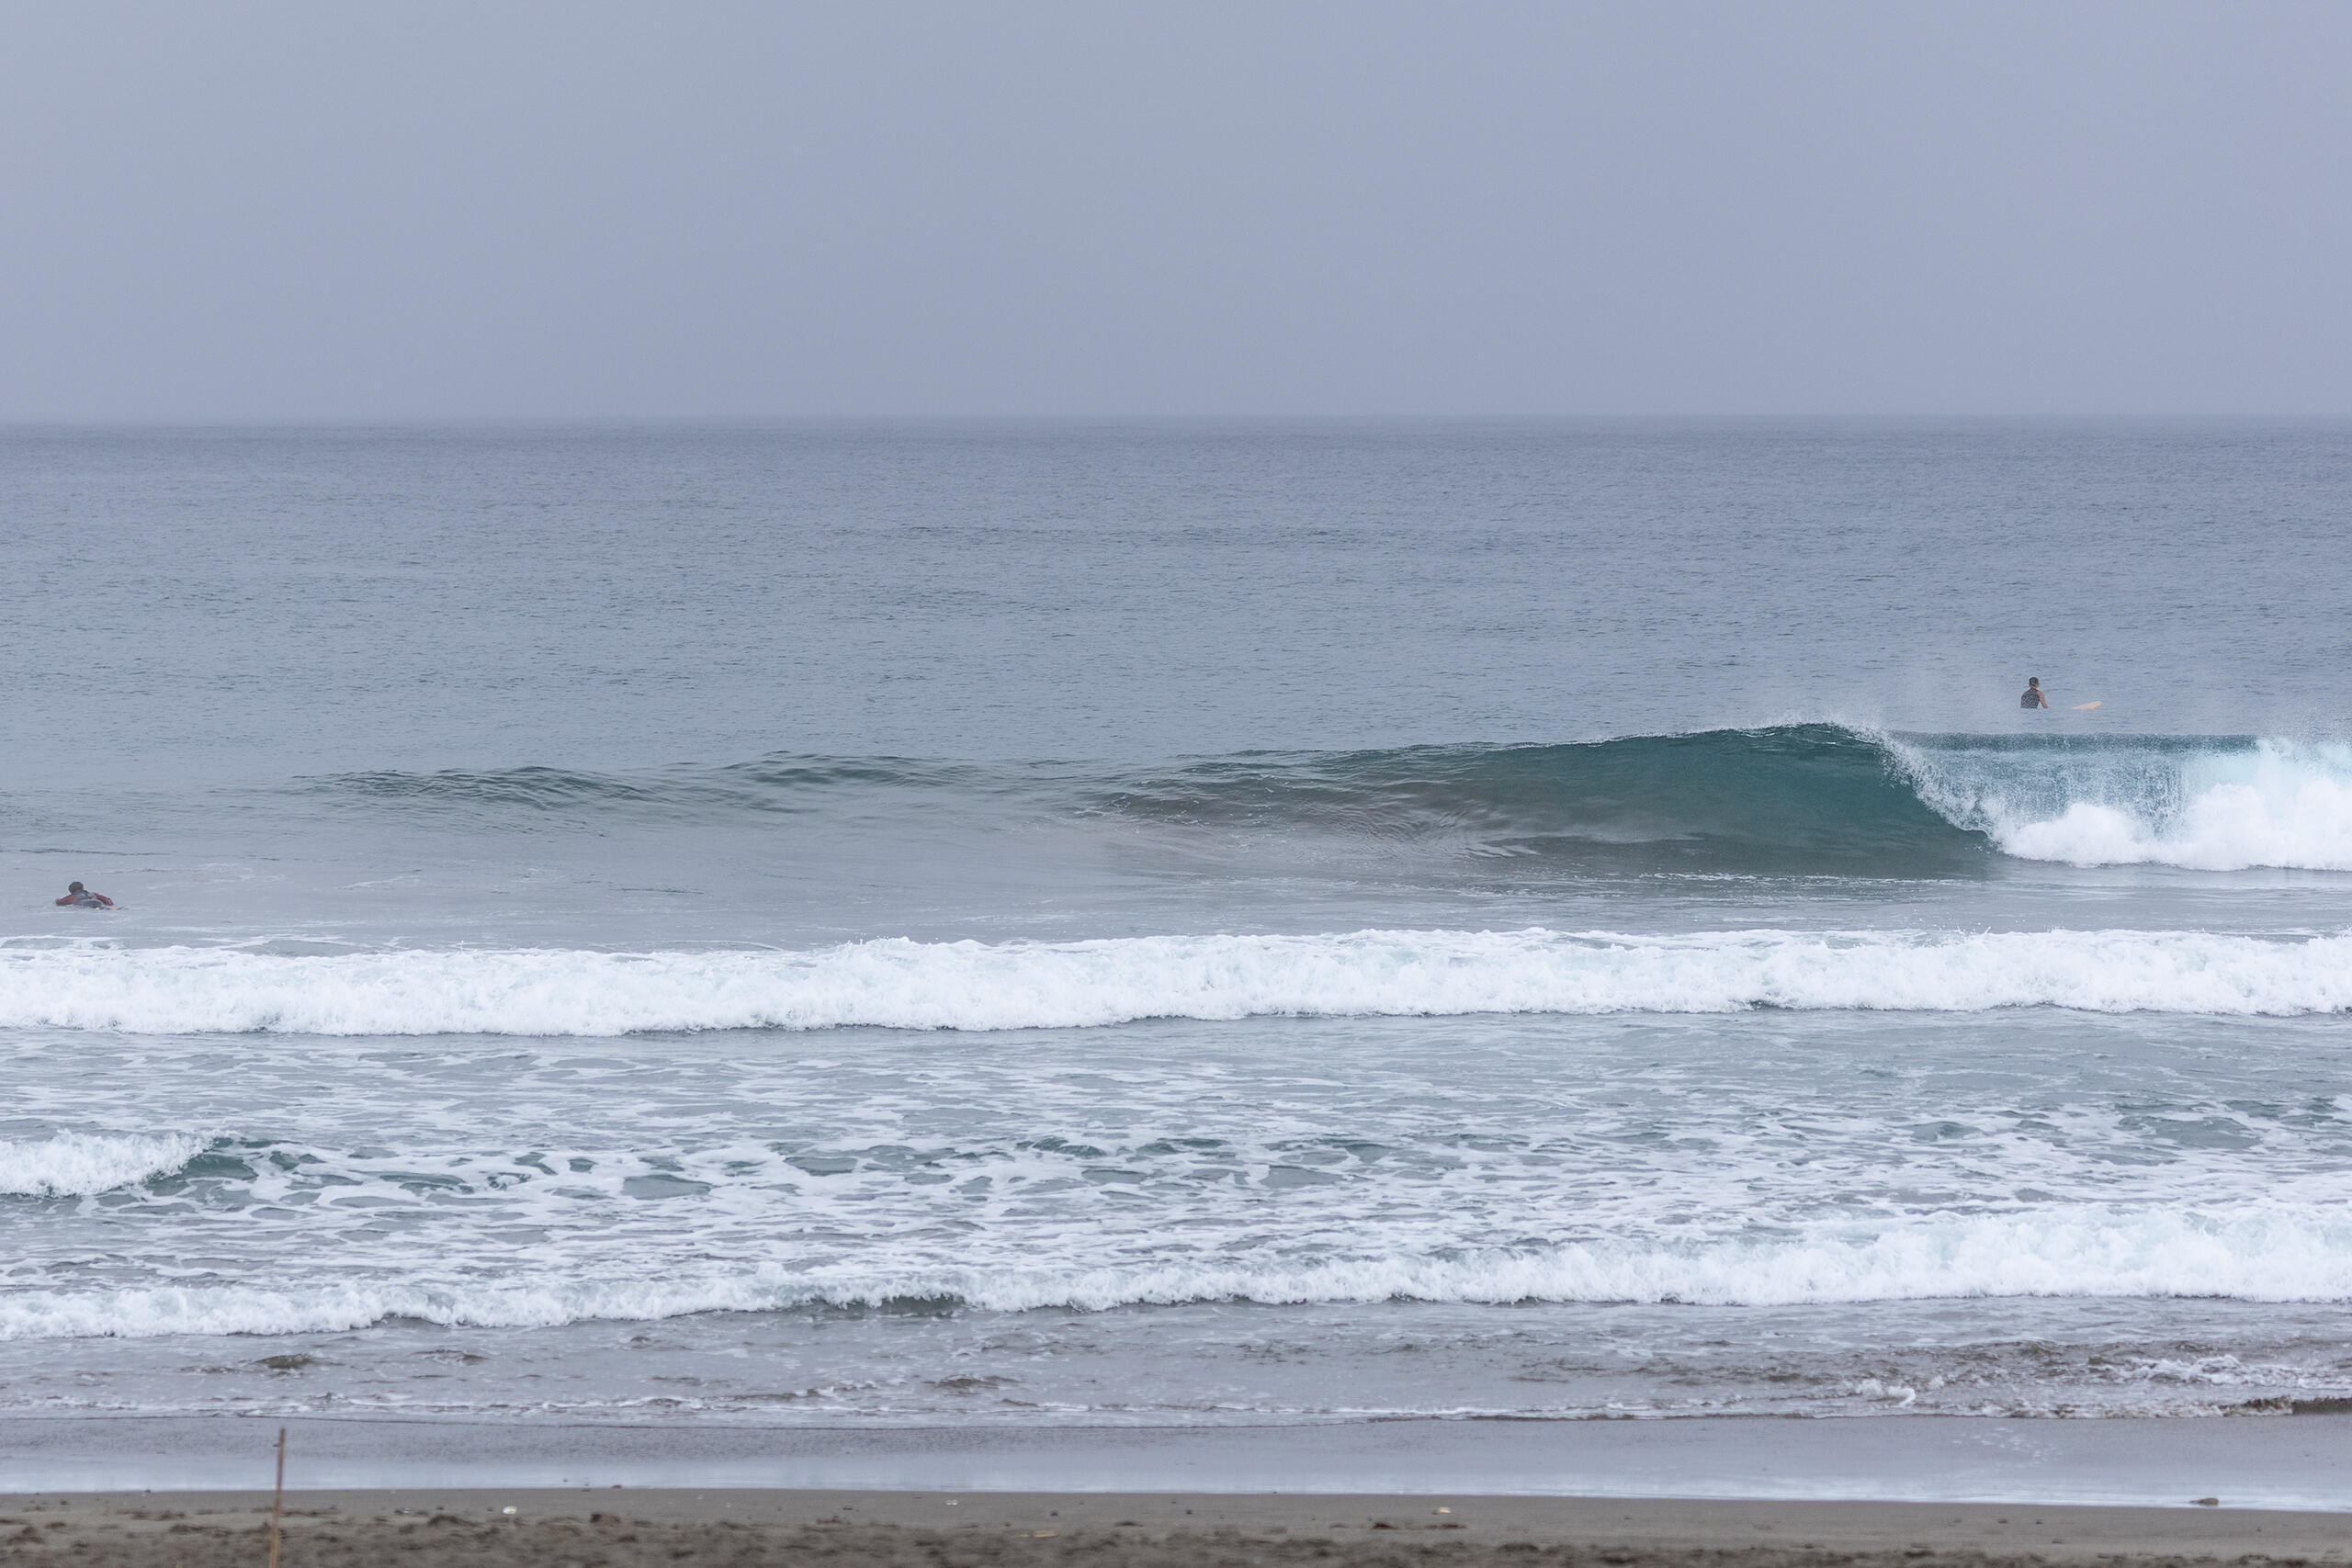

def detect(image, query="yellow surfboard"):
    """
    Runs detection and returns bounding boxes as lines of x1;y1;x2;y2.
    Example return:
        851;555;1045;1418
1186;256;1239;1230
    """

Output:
2072;701;2101;710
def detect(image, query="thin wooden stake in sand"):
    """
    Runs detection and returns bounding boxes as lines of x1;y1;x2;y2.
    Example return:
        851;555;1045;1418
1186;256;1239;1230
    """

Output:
266;1427;287;1568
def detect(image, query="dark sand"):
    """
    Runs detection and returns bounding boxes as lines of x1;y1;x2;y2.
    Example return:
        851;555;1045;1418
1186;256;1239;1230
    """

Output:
2;1490;2346;1567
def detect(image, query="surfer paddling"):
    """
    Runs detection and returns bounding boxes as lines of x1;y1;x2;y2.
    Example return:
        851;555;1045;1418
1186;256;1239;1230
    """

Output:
55;881;116;909
2019;677;2050;710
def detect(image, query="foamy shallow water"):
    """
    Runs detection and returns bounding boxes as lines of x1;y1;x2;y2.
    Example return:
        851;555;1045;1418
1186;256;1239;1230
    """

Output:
7;1008;2352;1420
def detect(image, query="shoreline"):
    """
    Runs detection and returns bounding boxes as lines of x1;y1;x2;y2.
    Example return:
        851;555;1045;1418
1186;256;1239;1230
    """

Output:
3;1414;2348;1513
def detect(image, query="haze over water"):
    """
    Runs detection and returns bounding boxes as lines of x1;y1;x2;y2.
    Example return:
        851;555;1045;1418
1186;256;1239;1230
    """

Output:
4;422;2351;1427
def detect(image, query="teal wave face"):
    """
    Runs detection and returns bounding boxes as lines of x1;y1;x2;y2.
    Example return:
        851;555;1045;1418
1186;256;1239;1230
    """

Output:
306;725;1978;876
1093;726;1993;876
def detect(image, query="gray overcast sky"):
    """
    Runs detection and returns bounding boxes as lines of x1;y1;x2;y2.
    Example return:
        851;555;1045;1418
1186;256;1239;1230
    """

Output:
4;2;2348;419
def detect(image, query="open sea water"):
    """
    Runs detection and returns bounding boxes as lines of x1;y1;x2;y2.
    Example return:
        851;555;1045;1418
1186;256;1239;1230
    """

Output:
4;422;2351;1429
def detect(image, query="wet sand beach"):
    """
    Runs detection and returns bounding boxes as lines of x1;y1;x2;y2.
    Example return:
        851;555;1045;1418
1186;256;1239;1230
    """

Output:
2;1489;2346;1568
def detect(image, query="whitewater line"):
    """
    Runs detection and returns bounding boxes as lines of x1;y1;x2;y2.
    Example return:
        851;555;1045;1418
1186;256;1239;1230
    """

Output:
8;1202;2352;1338
1;927;2347;1036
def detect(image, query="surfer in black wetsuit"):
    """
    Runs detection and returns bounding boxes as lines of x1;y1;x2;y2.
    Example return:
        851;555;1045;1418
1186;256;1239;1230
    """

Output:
2020;678;2050;710
55;881;116;909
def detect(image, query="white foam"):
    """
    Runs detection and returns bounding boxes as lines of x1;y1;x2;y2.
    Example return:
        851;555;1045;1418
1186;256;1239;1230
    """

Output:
942;1206;2352;1311
1917;739;2352;871
0;1133;204;1197
2;927;2347;1035
6;1203;2351;1339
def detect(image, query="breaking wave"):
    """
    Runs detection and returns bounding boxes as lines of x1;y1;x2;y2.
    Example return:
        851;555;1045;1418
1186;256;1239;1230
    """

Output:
310;726;2352;875
0;1133;204;1197
1897;735;2352;872
3;927;2347;1035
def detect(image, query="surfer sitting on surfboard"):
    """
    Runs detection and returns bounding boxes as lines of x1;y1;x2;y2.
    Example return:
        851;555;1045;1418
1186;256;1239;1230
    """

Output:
55;881;116;909
2020;677;2050;709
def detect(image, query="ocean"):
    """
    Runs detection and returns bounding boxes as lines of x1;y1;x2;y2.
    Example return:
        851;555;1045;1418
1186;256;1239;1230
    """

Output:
3;421;2350;1440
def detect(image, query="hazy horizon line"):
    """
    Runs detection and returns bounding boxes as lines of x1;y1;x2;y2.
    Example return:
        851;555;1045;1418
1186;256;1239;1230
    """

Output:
6;411;2350;433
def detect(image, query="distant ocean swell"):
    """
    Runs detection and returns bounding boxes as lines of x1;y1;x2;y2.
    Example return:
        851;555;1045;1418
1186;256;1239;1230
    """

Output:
8;1206;2352;1339
316;727;2352;874
5;927;2350;1035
